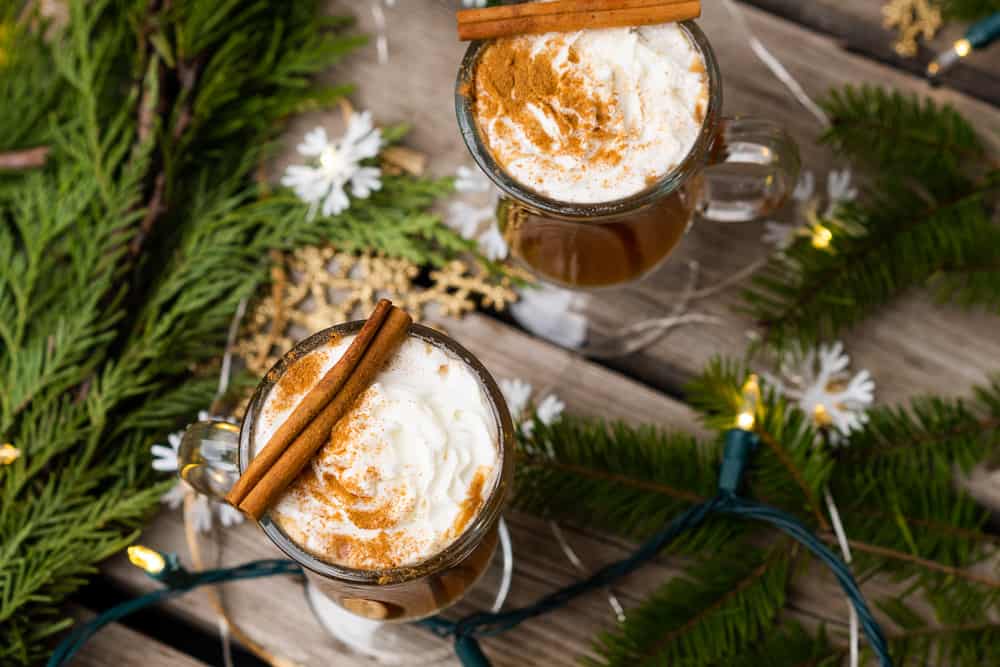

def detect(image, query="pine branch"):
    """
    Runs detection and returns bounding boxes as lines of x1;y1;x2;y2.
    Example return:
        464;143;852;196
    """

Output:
589;545;792;667
829;383;1000;568
742;85;1000;349
820;85;994;185
877;598;1000;664
514;418;742;552
932;0;1000;21
722;623;837;667
686;358;834;528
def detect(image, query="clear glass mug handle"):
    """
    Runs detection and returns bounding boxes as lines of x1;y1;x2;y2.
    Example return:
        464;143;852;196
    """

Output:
697;117;800;223
177;420;242;500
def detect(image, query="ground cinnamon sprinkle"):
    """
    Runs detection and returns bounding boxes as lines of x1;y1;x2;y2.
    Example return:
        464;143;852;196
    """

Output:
473;35;623;167
448;467;490;539
269;351;325;412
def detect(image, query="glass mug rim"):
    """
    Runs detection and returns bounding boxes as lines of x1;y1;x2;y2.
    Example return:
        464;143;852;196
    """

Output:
238;321;515;586
455;20;723;220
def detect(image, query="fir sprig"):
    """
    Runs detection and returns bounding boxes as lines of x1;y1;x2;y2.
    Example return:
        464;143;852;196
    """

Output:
514;362;1000;665
589;545;792;667
513;418;742;552
742;86;1000;349
933;0;1000;21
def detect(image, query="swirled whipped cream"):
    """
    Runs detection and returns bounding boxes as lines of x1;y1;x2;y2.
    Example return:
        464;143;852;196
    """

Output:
471;23;708;203
252;335;498;570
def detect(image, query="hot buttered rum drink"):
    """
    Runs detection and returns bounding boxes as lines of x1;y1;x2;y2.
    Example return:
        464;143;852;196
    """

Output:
469;23;710;287
250;331;501;620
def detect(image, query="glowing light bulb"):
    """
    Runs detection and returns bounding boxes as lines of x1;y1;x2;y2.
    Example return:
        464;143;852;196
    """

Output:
127;545;166;575
811;224;833;250
954;38;971;57
813;404;833;428
0;443;20;465
736;374;761;431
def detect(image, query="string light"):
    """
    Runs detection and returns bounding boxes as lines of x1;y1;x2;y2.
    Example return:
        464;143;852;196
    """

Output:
813;404;834;428
736;374;761;431
0;443;20;465
127;545;166;575
811;224;833;250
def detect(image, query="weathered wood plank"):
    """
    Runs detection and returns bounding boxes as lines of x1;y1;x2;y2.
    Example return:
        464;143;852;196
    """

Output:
71;608;208;667
308;0;1000;408
99;319;845;666
743;0;1000;107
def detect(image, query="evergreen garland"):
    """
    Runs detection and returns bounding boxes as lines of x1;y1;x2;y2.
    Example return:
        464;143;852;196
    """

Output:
514;363;1000;666
743;86;1000;349
0;1;483;662
933;0;1000;21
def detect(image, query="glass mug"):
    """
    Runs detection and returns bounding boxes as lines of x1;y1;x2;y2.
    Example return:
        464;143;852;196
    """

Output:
178;322;515;629
455;20;801;289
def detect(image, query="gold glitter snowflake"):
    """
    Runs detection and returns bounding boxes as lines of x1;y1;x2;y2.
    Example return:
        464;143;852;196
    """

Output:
882;0;942;57
236;247;517;375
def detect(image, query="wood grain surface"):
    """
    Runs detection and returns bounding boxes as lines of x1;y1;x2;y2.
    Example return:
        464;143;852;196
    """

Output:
70;609;209;667
743;0;1000;106
94;1;1000;665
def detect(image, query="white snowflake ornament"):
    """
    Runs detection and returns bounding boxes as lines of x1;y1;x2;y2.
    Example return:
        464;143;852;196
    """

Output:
281;112;383;219
764;341;874;443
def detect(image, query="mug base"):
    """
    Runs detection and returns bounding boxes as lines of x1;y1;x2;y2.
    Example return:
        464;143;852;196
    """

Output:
305;517;513;664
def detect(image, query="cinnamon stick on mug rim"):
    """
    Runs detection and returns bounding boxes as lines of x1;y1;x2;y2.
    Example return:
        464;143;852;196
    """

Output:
237;306;413;521
457;0;701;41
224;299;393;509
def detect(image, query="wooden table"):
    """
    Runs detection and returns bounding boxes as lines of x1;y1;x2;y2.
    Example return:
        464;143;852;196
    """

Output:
83;2;1000;665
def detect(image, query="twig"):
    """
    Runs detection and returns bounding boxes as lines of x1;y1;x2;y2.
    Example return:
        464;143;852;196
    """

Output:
819;533;1000;589
128;172;166;257
0;146;50;170
756;430;831;531
516;451;708;504
644;546;789;659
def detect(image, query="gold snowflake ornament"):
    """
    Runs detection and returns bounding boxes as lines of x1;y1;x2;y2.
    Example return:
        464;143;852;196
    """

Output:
882;0;942;57
237;247;517;376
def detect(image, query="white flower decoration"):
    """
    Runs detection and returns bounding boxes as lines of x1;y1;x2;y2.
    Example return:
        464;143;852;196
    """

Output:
499;378;564;437
454;165;491;193
161;480;189;509
510;284;588;350
446;164;510;260
500;378;533;422
151;432;181;472
793;171;815;202
281;112;383;219
824;169;858;217
762;169;858;251
536;394;566;425
764;341;874;443
153;418;244;532
478;224;509;261
447;201;495;240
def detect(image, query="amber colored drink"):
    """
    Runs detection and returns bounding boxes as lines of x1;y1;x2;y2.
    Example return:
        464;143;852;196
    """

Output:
498;178;700;288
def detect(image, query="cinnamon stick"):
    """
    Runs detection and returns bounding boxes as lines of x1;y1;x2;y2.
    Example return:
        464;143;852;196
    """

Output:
225;299;393;509
457;0;701;41
238;306;412;520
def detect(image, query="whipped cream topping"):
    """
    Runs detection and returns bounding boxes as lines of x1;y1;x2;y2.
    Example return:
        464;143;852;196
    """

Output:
252;335;499;570
472;23;708;204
